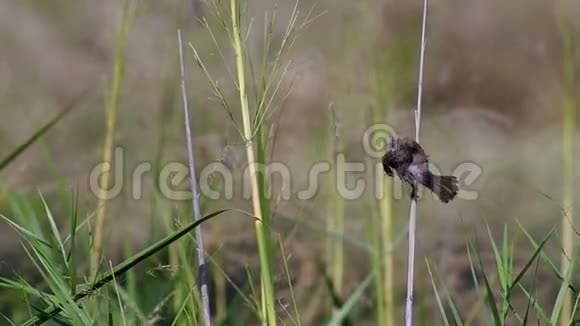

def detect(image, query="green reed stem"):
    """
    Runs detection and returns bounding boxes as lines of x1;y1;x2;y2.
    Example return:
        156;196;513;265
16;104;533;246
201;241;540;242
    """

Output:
230;0;277;324
91;0;136;278
559;17;576;326
329;105;345;300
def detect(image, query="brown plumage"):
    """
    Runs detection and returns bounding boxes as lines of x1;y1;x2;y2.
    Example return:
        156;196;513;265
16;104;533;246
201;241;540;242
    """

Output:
382;136;458;203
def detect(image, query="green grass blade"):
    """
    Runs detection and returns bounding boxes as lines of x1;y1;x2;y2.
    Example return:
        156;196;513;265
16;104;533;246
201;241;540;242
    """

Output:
426;259;451;326
118;278;148;324
486;224;505;291
171;289;195;326
327;220;409;325
68;190;79;295
517;221;567;284
0;315;16;326
570;290;580;326
518;283;551;324
508;227;555;294
319;260;347;312
0;91;86;171
38;140;72;217
206;253;261;318
470;238;501;326
551;249;578;325
439;276;463;324
481;268;502;326
63;205;97;245
0;213;53;248
108;262;127;326
0;277;54;301
327;271;374;326
38;192;68;270
464;242;493;325
522;258;541;326
21;209;234;326
502;243;510;322
23;244;92;325
279;236;301;326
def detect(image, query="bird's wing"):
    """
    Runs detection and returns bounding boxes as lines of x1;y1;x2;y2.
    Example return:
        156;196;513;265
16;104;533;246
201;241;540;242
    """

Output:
410;142;429;164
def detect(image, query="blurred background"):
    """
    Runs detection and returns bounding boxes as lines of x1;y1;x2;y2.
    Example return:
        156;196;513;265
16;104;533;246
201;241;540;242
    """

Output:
0;0;579;325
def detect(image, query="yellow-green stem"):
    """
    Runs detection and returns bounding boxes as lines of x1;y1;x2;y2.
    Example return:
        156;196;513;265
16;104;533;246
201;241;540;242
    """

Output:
560;94;575;326
91;0;134;277
230;0;276;324
332;156;345;297
370;49;395;326
560;19;575;326
367;190;386;326
329;107;345;300
381;178;394;326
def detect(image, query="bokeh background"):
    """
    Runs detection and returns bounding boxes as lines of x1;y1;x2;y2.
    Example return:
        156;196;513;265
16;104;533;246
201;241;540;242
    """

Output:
1;0;579;324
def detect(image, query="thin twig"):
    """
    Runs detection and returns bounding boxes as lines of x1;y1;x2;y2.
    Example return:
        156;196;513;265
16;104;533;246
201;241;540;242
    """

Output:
178;29;212;326
405;0;428;325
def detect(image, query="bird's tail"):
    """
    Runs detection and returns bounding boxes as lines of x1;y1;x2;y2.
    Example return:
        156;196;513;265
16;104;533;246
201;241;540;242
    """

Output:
421;172;458;203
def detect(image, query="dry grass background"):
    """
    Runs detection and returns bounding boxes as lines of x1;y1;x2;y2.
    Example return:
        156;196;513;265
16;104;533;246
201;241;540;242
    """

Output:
1;0;580;324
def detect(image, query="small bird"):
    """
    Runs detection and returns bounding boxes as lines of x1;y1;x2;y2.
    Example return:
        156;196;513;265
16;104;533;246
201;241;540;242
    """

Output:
382;136;458;203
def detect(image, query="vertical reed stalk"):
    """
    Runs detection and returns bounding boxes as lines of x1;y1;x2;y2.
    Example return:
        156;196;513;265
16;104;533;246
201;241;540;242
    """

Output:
405;0;428;325
367;167;392;326
370;64;394;326
381;178;394;325
559;17;575;326
329;105;345;299
327;15;356;307
178;29;212;326
91;0;135;277
230;0;276;324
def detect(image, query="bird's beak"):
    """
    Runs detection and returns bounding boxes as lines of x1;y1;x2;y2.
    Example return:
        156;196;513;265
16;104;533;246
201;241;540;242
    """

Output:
382;154;394;176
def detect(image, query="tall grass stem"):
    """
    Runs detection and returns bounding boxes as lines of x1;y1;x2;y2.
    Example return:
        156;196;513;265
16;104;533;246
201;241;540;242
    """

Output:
405;0;428;325
559;16;576;326
91;0;135;278
230;0;277;324
178;29;212;326
329;104;345;301
381;179;394;326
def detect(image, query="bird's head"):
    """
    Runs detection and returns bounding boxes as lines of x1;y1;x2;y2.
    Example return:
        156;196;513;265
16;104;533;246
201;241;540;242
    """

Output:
385;135;400;154
381;136;400;176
